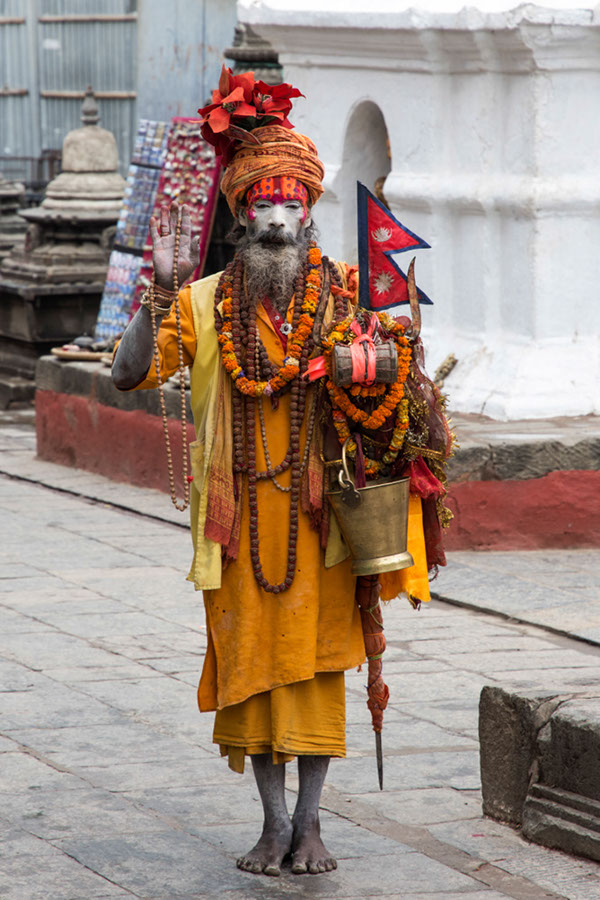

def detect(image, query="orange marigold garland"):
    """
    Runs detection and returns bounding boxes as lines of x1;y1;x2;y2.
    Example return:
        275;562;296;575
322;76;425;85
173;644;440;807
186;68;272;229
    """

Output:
217;246;321;397
323;310;412;478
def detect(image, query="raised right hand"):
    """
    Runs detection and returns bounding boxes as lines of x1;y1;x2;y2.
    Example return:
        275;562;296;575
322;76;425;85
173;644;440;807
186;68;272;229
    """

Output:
149;202;200;291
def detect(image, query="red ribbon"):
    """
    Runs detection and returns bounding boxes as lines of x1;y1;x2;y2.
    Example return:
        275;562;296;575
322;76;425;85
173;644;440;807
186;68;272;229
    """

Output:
349;316;377;386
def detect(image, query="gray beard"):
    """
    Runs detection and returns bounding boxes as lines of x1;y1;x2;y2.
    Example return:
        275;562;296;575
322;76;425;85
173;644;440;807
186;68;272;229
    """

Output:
237;232;309;314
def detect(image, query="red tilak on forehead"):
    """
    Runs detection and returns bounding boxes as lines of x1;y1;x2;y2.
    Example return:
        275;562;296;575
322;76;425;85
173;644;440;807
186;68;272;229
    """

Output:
246;176;309;208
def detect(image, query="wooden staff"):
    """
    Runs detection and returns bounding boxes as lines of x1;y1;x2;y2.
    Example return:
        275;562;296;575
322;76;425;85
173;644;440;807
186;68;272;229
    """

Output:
355;573;389;789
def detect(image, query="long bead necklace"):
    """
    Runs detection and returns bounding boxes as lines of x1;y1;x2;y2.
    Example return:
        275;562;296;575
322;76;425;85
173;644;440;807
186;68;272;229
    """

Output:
257;381;320;493
245;252;318;592
147;211;191;512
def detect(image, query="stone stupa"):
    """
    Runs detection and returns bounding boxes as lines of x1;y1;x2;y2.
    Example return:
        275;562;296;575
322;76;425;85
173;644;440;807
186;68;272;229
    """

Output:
0;88;125;396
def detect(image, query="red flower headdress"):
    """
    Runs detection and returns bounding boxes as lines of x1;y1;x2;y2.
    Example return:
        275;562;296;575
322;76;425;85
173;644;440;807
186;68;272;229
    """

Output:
198;65;303;165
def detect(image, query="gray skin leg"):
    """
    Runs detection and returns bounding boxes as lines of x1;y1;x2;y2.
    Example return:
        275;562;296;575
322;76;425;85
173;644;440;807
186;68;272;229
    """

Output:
237;754;293;876
291;755;337;874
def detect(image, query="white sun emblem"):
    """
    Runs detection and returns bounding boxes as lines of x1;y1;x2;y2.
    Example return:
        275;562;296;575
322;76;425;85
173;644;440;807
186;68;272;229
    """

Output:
371;226;392;242
374;271;394;295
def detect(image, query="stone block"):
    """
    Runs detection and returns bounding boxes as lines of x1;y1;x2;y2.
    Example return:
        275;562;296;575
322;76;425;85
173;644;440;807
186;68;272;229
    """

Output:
480;685;600;863
538;700;600;800
522;784;600;862
478;686;563;826
35;356;190;419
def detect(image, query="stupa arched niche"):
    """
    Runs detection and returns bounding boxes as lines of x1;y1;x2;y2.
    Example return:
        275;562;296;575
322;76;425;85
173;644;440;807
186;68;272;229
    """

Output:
340;100;391;263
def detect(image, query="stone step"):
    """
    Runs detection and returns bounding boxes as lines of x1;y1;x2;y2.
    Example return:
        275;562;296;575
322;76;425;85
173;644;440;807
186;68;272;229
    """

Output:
480;685;600;863
0;373;35;410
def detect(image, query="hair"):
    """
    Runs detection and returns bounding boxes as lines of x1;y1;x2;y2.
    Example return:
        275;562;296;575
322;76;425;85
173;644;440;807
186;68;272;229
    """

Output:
227;220;318;314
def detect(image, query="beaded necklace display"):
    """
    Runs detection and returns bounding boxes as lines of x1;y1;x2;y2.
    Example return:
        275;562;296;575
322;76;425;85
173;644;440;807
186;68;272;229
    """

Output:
214;245;333;593
147;210;191;512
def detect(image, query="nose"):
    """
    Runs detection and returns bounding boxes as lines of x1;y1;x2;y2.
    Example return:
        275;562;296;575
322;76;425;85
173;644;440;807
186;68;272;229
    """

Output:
267;204;286;228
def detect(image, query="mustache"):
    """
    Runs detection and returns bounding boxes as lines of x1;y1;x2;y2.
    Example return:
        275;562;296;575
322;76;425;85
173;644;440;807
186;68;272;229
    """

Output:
248;228;297;247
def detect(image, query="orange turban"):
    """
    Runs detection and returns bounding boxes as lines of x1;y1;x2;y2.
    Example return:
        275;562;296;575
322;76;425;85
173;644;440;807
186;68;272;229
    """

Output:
220;124;324;216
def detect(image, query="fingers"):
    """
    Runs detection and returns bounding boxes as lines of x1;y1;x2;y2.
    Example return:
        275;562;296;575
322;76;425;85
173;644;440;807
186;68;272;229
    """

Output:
149;216;159;243
169;201;179;233
159;204;170;236
180;203;192;234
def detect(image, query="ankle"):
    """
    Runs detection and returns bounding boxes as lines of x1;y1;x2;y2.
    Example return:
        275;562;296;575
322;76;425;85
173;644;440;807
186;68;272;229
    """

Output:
263;815;292;836
292;811;320;831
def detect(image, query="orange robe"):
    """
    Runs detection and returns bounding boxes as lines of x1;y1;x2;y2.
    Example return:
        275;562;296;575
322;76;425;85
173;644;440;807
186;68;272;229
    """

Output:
126;276;430;772
132;284;365;771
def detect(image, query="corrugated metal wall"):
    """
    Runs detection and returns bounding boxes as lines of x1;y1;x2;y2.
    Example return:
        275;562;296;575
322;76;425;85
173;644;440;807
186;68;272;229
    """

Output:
0;0;138;182
0;0;238;186
0;0;40;176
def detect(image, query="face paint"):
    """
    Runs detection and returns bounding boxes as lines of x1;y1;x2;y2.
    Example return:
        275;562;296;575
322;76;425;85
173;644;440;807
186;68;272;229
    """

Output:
246;176;309;222
243;176;311;242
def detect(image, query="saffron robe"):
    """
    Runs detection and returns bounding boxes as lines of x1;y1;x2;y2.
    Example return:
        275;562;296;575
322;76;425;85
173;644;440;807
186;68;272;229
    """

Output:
128;272;431;769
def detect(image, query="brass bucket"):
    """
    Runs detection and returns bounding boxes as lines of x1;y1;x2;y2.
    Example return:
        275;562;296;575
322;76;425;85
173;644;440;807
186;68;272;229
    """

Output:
327;439;414;576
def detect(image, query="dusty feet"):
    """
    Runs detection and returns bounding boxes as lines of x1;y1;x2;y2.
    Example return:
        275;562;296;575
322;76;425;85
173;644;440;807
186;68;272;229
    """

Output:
236;822;293;877
291;815;337;874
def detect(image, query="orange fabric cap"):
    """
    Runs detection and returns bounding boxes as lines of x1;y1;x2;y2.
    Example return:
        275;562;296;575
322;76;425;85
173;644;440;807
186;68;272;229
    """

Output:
221;124;325;215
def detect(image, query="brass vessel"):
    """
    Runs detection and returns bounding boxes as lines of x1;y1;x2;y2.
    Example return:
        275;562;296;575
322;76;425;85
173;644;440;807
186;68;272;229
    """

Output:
327;440;414;576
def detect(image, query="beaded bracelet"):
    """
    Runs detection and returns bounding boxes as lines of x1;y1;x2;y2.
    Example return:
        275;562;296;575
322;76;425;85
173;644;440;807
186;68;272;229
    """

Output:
139;286;176;316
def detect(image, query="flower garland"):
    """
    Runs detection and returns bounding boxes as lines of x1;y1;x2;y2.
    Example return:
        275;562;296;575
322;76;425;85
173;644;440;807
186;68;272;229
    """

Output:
217;246;321;397
323;310;412;478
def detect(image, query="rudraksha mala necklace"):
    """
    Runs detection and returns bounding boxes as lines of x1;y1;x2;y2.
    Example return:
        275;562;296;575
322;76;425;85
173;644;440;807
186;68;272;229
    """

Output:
147;209;191;512
214;244;328;593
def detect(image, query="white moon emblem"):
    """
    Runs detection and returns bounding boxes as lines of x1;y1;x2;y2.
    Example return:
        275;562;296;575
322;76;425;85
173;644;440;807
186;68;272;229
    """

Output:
371;227;392;242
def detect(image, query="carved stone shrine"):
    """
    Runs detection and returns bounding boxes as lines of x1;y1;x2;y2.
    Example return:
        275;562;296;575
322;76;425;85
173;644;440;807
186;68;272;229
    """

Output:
0;87;124;403
0;174;27;265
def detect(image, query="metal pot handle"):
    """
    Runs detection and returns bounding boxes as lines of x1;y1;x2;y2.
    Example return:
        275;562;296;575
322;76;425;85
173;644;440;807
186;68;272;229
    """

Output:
338;438;361;506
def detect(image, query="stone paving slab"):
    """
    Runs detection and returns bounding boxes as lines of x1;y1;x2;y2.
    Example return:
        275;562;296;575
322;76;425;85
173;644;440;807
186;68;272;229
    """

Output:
3;462;600;897
433;548;600;647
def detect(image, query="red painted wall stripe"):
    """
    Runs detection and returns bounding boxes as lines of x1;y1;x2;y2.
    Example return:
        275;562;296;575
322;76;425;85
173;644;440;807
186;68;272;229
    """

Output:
36;389;600;550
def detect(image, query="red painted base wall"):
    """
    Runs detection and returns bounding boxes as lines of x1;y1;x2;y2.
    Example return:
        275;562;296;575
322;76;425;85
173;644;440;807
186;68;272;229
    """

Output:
36;389;196;498
36;389;600;550
444;470;600;551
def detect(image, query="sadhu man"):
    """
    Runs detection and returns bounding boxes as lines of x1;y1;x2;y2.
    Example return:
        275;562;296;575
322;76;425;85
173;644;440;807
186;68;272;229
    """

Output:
112;70;434;877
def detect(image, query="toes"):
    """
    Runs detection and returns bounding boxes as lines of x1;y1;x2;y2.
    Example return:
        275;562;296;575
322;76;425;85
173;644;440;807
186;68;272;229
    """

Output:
308;862;321;874
325;857;337;871
237;857;257;873
292;861;308;874
263;864;281;877
250;861;262;874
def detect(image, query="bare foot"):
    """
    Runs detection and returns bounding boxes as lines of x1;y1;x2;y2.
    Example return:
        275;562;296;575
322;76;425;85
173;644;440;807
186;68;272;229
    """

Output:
291;816;337;874
237;822;293;876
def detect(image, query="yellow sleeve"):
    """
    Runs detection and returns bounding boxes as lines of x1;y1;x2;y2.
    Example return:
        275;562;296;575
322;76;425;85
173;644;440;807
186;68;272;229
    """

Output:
114;285;197;390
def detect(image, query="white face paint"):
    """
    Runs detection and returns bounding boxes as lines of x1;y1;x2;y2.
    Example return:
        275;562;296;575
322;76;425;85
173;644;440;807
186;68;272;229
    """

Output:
239;198;311;244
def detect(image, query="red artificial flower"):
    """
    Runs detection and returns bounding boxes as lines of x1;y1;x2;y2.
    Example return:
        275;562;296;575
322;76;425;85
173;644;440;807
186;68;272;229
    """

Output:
218;65;255;104
253;80;304;127
198;66;304;161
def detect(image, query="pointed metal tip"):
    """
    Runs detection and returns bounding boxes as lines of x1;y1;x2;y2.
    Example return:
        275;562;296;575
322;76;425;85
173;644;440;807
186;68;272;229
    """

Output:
375;731;384;791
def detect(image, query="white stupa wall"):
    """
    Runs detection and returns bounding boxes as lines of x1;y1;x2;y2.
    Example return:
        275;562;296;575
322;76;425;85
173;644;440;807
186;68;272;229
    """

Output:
238;2;600;419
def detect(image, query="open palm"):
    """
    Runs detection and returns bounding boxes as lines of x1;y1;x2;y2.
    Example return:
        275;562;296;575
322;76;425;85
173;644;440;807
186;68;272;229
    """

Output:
149;202;200;291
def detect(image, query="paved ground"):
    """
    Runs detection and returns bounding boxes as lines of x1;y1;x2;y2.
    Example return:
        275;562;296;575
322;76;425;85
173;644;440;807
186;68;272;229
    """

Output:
2;412;600;900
